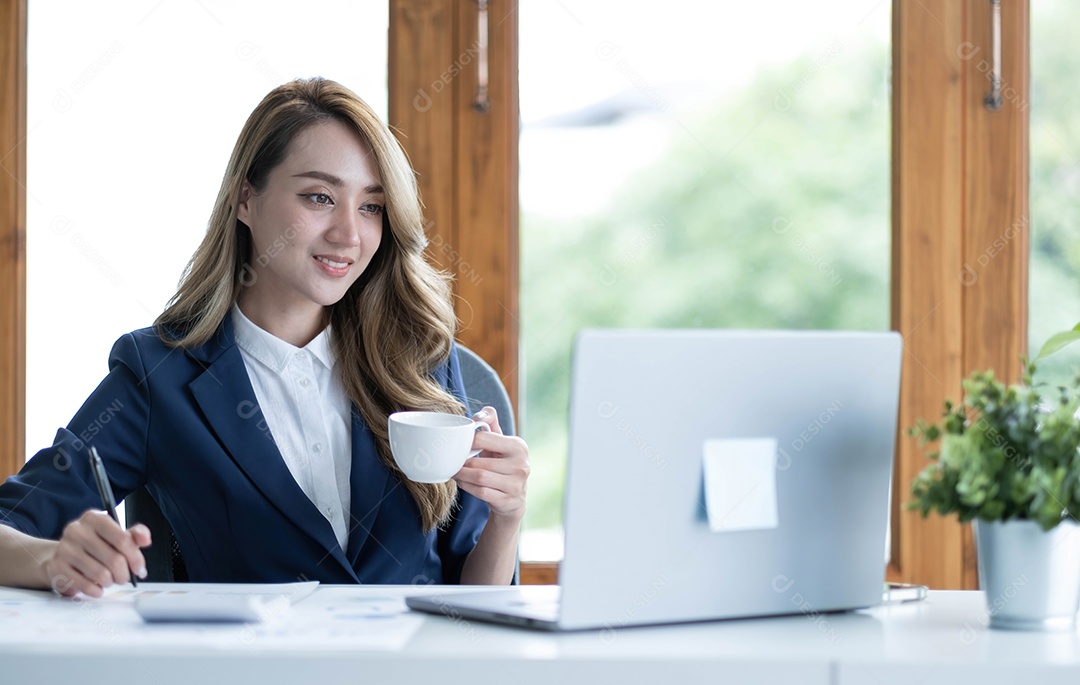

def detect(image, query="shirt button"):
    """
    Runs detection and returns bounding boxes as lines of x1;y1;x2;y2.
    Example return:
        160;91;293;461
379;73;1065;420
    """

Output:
325;506;334;516
296;351;307;359
299;378;310;388
313;442;322;453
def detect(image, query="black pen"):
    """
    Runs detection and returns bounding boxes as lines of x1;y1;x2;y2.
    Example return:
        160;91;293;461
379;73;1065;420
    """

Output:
88;446;138;588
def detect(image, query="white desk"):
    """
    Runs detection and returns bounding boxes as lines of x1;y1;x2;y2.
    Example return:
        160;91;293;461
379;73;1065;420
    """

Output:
1;586;1079;685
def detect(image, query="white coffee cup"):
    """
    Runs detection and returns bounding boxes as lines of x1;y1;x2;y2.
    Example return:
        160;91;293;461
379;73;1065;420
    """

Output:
388;411;490;483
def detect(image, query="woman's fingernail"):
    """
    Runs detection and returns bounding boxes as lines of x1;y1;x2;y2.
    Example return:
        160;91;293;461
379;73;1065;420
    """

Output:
137;567;147;579
473;410;488;420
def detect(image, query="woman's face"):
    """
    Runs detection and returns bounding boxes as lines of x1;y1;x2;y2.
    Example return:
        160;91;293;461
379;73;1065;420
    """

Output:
237;118;385;322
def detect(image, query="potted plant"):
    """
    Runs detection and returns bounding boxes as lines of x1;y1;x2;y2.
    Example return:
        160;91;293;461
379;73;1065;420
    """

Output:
908;325;1080;631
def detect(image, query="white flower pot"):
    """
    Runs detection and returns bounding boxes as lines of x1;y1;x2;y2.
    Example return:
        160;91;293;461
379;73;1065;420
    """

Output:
974;519;1080;631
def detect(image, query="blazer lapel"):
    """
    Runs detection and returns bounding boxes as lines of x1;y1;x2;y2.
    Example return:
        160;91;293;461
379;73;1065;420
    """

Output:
186;319;355;578
345;411;392;565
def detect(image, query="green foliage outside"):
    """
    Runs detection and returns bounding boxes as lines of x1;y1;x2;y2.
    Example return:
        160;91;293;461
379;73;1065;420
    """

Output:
909;364;1080;531
520;40;891;534
1030;0;1080;387
519;0;1080;540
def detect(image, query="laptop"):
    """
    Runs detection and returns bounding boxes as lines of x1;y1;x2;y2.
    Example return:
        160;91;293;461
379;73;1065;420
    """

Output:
407;329;902;631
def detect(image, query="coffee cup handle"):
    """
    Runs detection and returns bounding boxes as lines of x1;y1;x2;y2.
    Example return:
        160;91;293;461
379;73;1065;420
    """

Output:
468;421;491;458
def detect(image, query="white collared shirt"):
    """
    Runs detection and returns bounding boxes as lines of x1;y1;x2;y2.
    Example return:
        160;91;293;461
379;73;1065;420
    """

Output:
231;305;353;551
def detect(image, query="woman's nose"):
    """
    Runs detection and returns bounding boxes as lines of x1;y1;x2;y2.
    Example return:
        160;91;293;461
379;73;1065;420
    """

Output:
328;209;362;246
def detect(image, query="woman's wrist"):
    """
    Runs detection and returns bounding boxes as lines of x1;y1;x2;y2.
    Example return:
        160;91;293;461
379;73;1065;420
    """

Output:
37;558;54;591
462;510;522;585
0;525;57;591
488;509;525;530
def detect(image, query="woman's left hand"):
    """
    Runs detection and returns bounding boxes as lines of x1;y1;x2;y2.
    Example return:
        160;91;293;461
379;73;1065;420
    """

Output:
453;406;530;522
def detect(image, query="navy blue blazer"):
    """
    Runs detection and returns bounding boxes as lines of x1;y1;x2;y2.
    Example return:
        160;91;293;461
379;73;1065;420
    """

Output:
0;317;489;584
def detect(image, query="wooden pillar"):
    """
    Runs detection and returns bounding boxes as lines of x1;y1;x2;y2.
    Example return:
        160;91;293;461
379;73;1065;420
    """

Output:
891;0;1029;589
0;0;26;480
388;0;520;416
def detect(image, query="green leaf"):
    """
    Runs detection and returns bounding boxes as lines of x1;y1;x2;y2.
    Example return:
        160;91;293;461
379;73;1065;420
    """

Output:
1036;326;1080;360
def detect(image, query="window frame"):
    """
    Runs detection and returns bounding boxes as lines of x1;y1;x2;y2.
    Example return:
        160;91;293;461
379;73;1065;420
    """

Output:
0;0;26;487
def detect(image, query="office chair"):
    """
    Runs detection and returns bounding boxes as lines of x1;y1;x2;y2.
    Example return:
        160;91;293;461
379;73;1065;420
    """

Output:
455;344;516;436
125;344;518;582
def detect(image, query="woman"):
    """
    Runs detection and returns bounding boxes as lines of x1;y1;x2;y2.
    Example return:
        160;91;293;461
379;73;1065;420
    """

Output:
0;78;528;596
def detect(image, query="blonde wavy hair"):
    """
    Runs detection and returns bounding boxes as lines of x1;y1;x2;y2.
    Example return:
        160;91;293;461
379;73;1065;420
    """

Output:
156;77;464;531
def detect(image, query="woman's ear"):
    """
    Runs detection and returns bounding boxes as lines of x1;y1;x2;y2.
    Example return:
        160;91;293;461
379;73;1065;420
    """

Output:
237;181;253;225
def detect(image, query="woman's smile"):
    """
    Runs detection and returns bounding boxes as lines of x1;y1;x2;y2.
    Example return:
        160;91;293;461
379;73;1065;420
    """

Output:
314;254;353;276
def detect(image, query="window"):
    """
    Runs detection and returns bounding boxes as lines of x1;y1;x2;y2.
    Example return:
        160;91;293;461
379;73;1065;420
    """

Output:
1030;0;1080;384
25;0;388;459
518;0;891;560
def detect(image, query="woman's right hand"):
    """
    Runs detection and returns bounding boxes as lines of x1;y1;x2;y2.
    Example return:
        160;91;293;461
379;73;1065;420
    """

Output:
42;510;151;597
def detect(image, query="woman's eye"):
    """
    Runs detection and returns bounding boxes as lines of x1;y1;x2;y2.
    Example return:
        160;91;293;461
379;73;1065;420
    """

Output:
304;193;333;205
360;204;385;216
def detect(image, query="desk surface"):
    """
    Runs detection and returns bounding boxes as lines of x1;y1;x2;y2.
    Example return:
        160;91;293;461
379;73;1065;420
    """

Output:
1;586;1079;685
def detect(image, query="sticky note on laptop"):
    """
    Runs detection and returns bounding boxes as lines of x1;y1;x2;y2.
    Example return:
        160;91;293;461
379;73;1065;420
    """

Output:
702;438;780;533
